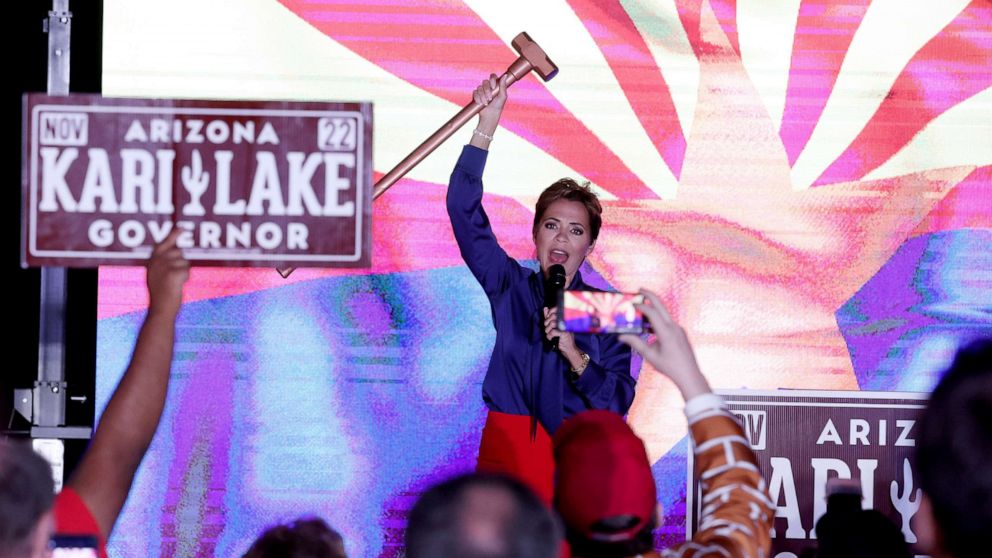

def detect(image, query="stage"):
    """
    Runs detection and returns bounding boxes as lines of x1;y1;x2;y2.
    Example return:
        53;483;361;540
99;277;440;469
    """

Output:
9;1;991;556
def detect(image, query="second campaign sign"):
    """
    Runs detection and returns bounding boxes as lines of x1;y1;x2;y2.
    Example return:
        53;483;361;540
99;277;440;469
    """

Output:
688;390;929;557
22;94;372;268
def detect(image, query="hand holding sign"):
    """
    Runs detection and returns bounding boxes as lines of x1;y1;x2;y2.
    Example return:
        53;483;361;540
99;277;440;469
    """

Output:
146;229;190;318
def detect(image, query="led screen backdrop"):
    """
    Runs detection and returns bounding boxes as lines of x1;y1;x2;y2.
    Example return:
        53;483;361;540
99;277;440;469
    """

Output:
98;1;991;556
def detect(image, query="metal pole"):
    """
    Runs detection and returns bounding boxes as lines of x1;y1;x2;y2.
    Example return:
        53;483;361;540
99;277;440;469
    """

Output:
34;0;73;435
26;3;91;492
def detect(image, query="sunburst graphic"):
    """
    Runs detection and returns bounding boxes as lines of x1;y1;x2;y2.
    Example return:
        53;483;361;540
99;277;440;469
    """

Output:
268;0;991;459
100;0;991;555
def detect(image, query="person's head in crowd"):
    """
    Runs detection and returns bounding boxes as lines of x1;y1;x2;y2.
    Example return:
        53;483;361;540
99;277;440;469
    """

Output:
0;438;56;558
815;509;909;558
809;478;909;558
553;410;657;558
242;516;346;558
914;338;992;558
405;472;561;558
813;494;910;558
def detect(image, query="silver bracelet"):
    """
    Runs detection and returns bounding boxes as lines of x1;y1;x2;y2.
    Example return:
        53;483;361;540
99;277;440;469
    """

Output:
472;128;494;141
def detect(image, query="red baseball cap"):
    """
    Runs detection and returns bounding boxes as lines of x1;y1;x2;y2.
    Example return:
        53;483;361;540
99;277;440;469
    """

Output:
553;410;657;541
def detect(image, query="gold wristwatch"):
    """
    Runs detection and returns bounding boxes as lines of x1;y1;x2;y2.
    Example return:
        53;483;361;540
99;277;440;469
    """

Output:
571;352;591;376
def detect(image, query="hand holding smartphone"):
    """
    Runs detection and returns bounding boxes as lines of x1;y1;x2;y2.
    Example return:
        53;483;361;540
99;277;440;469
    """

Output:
557;290;648;334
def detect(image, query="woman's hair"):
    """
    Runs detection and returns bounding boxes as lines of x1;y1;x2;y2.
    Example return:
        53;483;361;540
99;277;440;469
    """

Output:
243;517;346;558
0;439;55;558
406;472;561;558
566;515;657;558
532;179;603;242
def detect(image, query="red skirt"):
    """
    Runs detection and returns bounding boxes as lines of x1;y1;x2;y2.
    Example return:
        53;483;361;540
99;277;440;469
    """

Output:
476;410;555;505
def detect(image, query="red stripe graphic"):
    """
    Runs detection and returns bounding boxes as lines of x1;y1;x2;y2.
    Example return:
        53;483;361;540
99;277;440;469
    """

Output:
278;0;657;199
814;1;990;185
780;0;871;165
567;0;688;177
674;0;707;57
913;165;992;236
709;0;740;55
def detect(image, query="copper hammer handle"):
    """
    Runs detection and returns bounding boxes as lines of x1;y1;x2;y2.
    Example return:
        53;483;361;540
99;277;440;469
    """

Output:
372;57;533;200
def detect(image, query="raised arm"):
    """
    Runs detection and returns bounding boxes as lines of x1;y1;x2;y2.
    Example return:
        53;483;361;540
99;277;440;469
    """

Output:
67;228;189;538
447;74;528;297
469;73;506;150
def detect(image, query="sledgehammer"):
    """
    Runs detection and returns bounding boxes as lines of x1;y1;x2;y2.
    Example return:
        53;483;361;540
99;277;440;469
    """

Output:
371;31;558;200
277;31;558;278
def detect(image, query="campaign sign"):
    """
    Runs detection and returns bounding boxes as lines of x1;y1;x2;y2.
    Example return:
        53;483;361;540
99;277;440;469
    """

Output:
687;390;929;557
22;94;372;267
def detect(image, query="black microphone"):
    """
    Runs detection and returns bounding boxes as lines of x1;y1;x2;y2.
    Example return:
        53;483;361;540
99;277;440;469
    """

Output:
545;264;566;351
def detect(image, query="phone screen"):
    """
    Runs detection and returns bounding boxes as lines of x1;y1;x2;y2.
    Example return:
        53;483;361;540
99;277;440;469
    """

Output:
558;290;645;334
51;535;99;558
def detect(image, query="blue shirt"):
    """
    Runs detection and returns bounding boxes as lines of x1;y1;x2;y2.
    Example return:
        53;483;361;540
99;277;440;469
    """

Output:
447;145;636;434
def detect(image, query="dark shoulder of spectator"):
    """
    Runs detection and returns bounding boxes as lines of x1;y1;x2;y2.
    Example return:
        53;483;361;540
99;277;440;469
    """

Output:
916;338;992;558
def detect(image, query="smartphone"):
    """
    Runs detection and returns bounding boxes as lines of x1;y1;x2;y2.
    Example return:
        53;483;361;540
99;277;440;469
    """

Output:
558;290;646;334
50;535;99;558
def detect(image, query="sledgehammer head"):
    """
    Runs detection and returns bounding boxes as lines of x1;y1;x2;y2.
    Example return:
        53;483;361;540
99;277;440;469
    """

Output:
511;32;559;81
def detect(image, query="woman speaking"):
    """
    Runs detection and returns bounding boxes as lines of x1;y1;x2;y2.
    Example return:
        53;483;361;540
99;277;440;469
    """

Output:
447;74;636;502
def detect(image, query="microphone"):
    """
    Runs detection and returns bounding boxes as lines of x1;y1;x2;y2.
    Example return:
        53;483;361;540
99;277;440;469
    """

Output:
545;264;566;351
